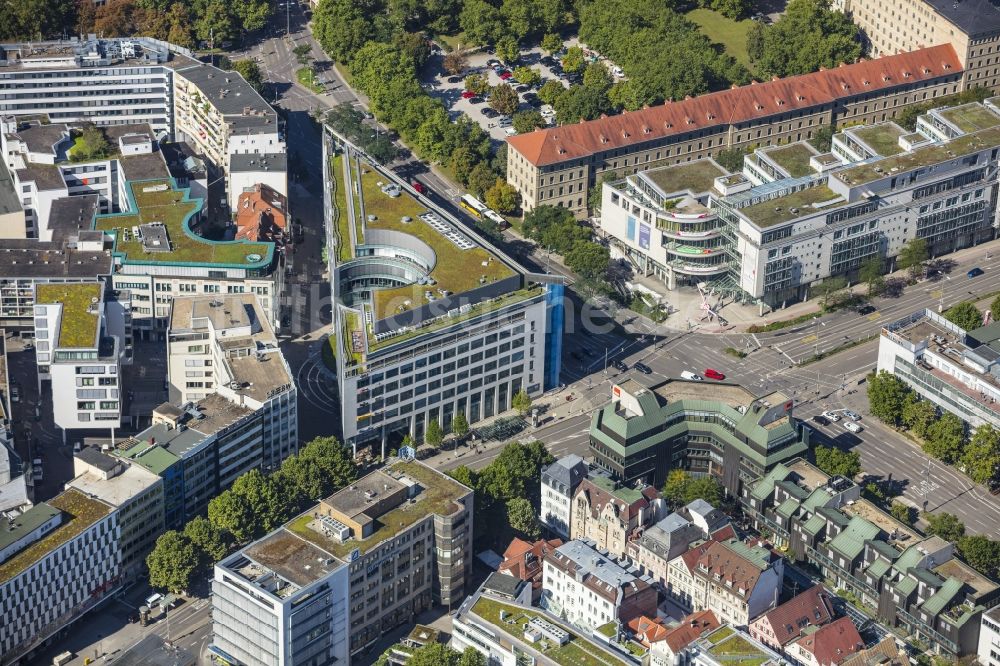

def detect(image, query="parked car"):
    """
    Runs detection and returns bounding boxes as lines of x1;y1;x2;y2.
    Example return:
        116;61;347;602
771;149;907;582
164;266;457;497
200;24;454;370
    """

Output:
857;304;876;315
410;180;425;194
469;96;485;105
704;368;725;380
844;421;863;433
10;385;19;403
503;127;518;136
515;84;530;93
844;410;862;421
813;415;831;426
447;76;463;83
968;267;985;278
498;116;513;128
461;90;476;99
634;362;653;375
540;56;555;66
612;360;628;372
612;66;624;77
499;71;513;80
481;108;499;118
523;93;540;106
821;410;841;422
487;59;501;67
680;370;703;381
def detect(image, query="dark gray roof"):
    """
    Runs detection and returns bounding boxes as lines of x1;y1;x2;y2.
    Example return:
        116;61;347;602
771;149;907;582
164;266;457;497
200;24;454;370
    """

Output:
9;122;69;154
175;63;275;118
49;194;99;241
482;571;528;599
542;454;587;490
924;0;1000;36
15;163;65;190
0;243;113;278
119;151;169;181
75;445;119;473
229;152;287;173
0;161;21;216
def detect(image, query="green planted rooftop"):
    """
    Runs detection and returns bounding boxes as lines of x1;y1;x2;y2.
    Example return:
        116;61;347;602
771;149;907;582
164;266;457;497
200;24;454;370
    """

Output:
852;124;905;156
289;461;468;559
837;125;1000;186
939;103;1000;133
764;143;816;178
113;439;180;476
36;282;101;348
93;179;273;267
642;159;727;195
739;185;842;228
357;168;514;320
702;627;775;666
0;489;112;584
471;596;628;666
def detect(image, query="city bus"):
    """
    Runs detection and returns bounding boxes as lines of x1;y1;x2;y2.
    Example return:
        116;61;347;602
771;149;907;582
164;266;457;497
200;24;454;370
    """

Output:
482;208;510;230
459;194;488;218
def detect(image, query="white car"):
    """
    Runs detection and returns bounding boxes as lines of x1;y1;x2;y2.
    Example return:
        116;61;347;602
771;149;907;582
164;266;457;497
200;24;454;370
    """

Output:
821;410;841;422
844;421;863;433
503;127;518;136
844;410;862;421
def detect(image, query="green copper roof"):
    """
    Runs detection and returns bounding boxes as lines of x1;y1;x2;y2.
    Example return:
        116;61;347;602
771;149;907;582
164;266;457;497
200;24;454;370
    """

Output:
828;516;881;561
722;538;773;570
589;474;647;504
776;497;800;519
802;514;827;536
894;545;926;574
895;576;918;598
865;557;892;581
802;488;834;512
751;464;792;501
921;577;964;616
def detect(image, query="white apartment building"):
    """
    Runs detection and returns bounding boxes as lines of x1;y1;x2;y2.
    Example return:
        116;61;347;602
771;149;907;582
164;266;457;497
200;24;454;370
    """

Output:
979;606;1000;666
539;454;588;539
212;530;350;666
0;488;119;664
228;152;288;211
601;101;1000;310
33;281;131;433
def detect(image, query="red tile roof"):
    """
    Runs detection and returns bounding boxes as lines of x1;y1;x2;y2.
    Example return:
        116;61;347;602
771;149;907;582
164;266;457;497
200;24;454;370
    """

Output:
751;585;836;647
507;45;962;167
235;184;287;242
627;615;670;647
794;617;864;666
661;610;720;653
498;537;563;584
694;541;767;598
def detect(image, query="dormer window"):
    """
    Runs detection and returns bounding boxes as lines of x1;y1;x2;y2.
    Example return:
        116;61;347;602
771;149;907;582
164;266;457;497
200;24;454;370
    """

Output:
686;118;695;125
755;103;764;111
775;98;785;106
622;130;630;138
642;126;652;134
923;67;931;74
599;135;609;144
841;82;850;90
707;113;715;120
883;75;891;82
903;71;912;78
664;122;673;129
862;80;871;86
796;95;805;101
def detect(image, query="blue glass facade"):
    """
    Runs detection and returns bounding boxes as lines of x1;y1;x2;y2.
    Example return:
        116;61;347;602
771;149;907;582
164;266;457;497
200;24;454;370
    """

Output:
544;283;564;390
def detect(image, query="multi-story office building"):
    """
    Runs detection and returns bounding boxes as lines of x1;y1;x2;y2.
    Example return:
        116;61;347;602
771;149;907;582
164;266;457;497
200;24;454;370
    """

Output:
878;307;1000;429
589;378;809;496
601;99;1000;308
0;38;182;133
33;281;131;432
212;528;350;666
838;0;1000;93
0;488;119;663
324;140;561;455
539;453;588;538
506;45;964;215
542;539;658;631
68;446;164;582
166;294;297;468
210;460;473;662
979;606;1000;666
570;475;663;559
744;458;999;657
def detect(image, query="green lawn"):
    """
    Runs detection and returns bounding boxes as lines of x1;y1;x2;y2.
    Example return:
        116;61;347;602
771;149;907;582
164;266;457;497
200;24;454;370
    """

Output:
436;32;476;52
36;283;101;348
686;8;755;70
766;144;816;178
297;67;324;93
330;154;352;263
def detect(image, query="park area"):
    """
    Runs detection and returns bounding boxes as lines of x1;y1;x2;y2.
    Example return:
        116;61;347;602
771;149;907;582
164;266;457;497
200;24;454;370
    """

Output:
686;8;756;71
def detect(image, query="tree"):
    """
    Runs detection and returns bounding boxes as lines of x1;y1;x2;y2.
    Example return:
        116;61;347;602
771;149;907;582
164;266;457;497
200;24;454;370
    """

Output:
464;73;489;97
512;66;541;88
589;172;617;212
495;35;520;64
746;20;766;65
754;0;861;79
554;84;610;124
208;489;254;543
425;419;443;449
72;124;110;161
406;643;485;666
489;83;520;115
194;0;235;45
944;301;983;331
443;52;468;75
459;0;504;46
959;535;1000;578
561;45;585;73
313;0;390;63
512;110;545;134
814;276;847;309
565;241;609;281
897;238;928;278
902;397;937;438
663;469;691;507
231;0;272;32
184;516;231;571
293;44;314;65
542;32;563;55
715;147;746;173
867;371;912;427
394;32;431;70
146;531;199;593
582;61;612;92
507;497;541;539
538;80;565;107
925;412;966;464
809;125;836;152
231;59;264;94
814;445;861;479
991;294;1000;323
961;424;1000;485
859;257;885;297
923;511;966;543
477;440;553;507
280;436;358;507
890;502;914;525
468;162;497;198
485;179;519;213
512;389;532;415
683;477;724;507
451;411;469;440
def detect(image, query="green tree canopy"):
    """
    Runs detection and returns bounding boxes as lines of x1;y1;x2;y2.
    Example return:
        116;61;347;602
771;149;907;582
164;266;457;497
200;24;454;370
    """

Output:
425;419;443;448
512;110;546;134
902;397;937;438
859;257;885;297
538;80;566;106
495;35;520;64
451;411;469;439
959;535;1000;579
924;412;966;464
554;82;610;123
560;45;585;73
961;424;1000;485
231;60;264;94
889;502;914;525
313;0;390;63
147;531;199;593
208;488;255;544
512;66;541;88
512;389;533;415
714;147;746;172
489;83;520;116
814;445;861;479
753;0;861;79
565;240;609;281
898;238;928;277
662;469;723;507
72;124;110;162
541;33;563;55
944;302;983;331
459;0;504;46
923;511;966;543
183;516;231;571
507;497;541;539
485;179;519;214
867;371;912;427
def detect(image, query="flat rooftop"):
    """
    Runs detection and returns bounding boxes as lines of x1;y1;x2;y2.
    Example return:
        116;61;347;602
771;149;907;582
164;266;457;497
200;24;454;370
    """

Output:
119;151;170;181
0;161;21;217
174;63;275;119
226;352;292;402
934;557;998;597
850;123;906;156
697;626;782;665
739;185;843;228
288;461;469;559
639;159;727;196
0;38;184;72
239;528;342;590
763;143;818;178
938;103;1000;133
229;152;287;173
35;282;102;349
170;293;264;332
93;179;273;268
49;194;100;241
0;243;113;279
15;162;65;190
652;378;757;409
6;122;69;154
0;488;112;584
67;465;160;508
842;498;920;543
837;125;1000;186
324;470;406;521
787;459;837;492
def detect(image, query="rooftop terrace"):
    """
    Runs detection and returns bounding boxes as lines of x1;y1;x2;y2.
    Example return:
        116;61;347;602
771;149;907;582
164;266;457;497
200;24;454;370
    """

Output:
836;125;1000;187
239;528;343;591
851;124;905;157
699;626;780;666
288;460;469;559
0;488;112;584
764;143;817;178
938;103;1000;133
93;179;273;268
36;282;102;348
739;185;842;228
640;159;727;196
356;167;514;321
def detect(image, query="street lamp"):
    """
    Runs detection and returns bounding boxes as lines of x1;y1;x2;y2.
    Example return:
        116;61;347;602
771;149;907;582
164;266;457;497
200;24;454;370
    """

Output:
813;317;826;394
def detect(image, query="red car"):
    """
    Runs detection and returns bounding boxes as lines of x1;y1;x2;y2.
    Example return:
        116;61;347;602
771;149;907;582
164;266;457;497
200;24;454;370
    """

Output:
411;180;426;194
461;90;476;99
498;71;513;80
704;368;726;381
